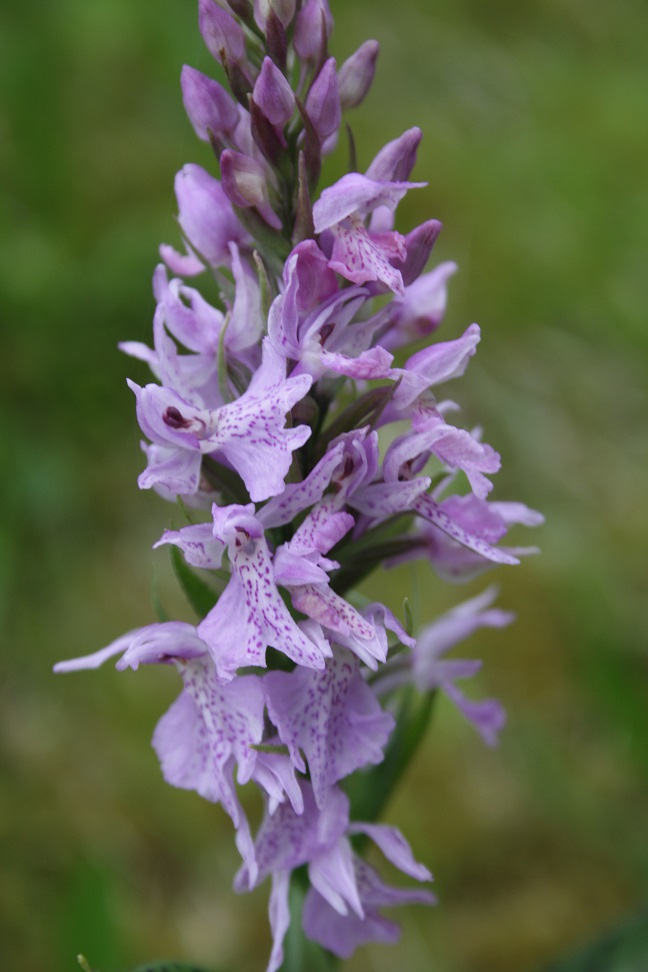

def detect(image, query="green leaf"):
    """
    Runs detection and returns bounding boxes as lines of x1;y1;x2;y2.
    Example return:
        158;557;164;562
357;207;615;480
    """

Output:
403;597;414;637
280;874;339;972
539;909;648;971
170;546;228;619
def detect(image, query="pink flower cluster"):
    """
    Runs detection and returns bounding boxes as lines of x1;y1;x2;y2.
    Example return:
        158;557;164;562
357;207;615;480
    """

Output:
57;1;542;967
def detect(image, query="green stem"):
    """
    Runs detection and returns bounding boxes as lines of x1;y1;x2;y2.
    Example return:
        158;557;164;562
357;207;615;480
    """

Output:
281;872;340;972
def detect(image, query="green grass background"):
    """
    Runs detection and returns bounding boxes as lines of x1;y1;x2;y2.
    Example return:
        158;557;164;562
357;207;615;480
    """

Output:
1;0;647;969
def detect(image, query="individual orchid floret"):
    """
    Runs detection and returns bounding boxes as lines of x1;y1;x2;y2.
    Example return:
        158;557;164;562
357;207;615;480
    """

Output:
181;65;240;142
221;149;282;229
269;275;392;382
253;56;295;129
196;504;331;680
235;783;433;972
390;493;544;582
160;164;249;276
129;339;312;502
293;0;333;62
264;647;395;808
303;855;436;958
376;588;512;746
338;39;379;111
313;173;425;295
305;57;341;149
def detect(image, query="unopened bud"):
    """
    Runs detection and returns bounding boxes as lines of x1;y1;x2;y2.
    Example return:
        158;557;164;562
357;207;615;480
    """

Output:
338;40;379;111
253;0;296;29
305;58;340;143
366;127;422;182
181;66;239;141
293;0;333;62
220;150;282;229
199;0;246;65
253;56;295;128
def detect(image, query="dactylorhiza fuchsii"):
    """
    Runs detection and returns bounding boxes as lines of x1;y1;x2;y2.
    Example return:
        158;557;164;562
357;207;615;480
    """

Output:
56;1;543;968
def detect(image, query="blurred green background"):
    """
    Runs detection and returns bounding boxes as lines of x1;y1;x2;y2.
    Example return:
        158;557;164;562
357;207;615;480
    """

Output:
2;0;647;969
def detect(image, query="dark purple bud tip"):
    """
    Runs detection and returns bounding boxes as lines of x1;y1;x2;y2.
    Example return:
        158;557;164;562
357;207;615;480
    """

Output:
163;406;191;429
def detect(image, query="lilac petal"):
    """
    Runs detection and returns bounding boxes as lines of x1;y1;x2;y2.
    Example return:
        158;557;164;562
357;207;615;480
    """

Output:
53;629;140;673
489;501;545;528
153;522;225;570
413;493;520;565
394;218;443;288
181;65;239;141
116;622;210;670
319;344;393;380
303;885;401;958
252;750;304;815
365;127;422;182
305;57;341;143
431;428;501;500
363;602;416;650
159;242;205;277
348;477;431;519
289;585;387;669
253;57;295;128
264;649;394;807
266;870;291;972
153;265;224;356
287;503;354;557
327;219;406;294
308;837;363;917
234;783;349;890
286;239;339;316
258;438;347;528
303;857;435;959
152;659;265;805
391;323;480;409
209;356;313;502
347;823;432;881
151;664;261;880
313;173;424;230
228;242;264;354
338;40;379;111
441;683;507;746
137;441;202;497
174;164;248;269
198;530;328;679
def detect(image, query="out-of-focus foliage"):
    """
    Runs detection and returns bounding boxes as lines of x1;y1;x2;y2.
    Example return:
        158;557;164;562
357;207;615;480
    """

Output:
1;0;647;970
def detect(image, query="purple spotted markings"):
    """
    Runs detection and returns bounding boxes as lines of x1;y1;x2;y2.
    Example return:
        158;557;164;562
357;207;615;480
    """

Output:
56;2;542;968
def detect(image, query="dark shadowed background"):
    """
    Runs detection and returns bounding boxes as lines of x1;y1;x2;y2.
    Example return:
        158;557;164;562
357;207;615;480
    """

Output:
2;0;647;969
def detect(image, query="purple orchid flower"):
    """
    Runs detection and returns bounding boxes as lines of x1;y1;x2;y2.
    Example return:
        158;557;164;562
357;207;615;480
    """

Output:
313;173;425;295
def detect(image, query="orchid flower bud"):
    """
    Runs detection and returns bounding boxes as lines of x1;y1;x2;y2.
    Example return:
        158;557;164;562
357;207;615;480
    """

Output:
220;149;282;229
305;58;340;144
253;0;296;29
181;65;240;141
253;56;295;128
366;127;423;182
199;0;246;65
338;39;379;110
294;0;333;62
